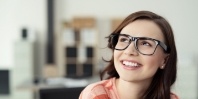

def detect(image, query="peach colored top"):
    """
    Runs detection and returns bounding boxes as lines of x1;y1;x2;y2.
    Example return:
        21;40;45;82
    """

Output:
79;77;179;99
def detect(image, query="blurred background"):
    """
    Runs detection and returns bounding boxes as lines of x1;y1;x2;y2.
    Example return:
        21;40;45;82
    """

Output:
0;0;198;99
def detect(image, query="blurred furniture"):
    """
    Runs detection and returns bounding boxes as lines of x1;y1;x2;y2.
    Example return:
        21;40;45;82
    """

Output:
60;17;99;78
0;70;10;95
12;40;35;99
16;75;99;99
39;87;84;99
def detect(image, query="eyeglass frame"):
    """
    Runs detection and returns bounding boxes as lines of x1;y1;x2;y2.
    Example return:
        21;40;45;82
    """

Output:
109;33;169;55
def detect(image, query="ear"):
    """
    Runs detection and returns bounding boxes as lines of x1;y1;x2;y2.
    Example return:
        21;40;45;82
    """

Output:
160;54;169;69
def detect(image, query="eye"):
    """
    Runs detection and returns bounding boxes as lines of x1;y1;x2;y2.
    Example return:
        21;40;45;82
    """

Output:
142;41;151;46
119;36;129;43
139;40;153;47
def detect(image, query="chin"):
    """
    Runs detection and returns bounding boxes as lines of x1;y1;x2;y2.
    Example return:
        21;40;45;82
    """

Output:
119;75;153;83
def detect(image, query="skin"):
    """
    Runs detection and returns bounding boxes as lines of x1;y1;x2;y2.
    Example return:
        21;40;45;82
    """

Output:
114;20;169;99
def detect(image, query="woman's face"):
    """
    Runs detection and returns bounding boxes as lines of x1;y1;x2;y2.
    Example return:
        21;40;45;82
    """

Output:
114;19;168;83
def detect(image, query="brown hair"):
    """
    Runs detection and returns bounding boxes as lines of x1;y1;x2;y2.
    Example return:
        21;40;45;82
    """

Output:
100;11;177;99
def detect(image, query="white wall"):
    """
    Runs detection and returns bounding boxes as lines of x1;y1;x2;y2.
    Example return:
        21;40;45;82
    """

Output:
0;0;47;68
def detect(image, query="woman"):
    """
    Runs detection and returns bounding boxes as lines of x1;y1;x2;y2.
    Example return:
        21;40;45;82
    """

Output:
79;10;179;99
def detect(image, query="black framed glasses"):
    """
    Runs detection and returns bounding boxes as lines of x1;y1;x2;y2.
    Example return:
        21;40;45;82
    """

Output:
109;34;169;55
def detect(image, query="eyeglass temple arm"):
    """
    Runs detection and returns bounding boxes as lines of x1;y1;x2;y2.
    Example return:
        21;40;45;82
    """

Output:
159;41;169;53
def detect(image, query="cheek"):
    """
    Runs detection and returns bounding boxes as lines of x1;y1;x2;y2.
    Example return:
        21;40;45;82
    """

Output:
142;56;163;78
148;47;166;65
114;50;120;58
144;54;165;69
114;50;122;63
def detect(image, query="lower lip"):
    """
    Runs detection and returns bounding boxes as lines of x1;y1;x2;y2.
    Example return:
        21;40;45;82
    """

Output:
122;64;141;70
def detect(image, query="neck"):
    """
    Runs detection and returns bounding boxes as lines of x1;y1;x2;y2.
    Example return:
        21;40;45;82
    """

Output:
116;78;151;99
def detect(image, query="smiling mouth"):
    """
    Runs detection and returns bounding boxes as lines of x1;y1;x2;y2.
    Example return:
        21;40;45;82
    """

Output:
122;61;141;68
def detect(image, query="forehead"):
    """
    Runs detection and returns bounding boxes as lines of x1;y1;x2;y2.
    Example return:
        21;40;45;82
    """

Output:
120;20;165;42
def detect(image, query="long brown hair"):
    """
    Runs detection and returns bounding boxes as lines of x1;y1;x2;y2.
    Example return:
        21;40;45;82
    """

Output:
100;11;177;99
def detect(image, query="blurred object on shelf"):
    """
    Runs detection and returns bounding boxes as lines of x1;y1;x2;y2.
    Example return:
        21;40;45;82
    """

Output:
72;17;96;29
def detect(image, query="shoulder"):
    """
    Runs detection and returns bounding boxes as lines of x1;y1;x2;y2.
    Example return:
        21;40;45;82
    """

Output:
171;93;179;99
79;78;115;99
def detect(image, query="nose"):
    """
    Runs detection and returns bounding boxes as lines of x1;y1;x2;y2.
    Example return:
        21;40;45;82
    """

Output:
123;41;139;56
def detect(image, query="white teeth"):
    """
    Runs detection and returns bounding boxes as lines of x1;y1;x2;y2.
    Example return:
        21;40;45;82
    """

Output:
123;61;139;67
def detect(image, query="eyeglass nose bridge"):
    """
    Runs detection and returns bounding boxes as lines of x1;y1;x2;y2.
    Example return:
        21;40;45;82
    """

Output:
128;36;139;46
128;36;136;41
127;36;139;51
